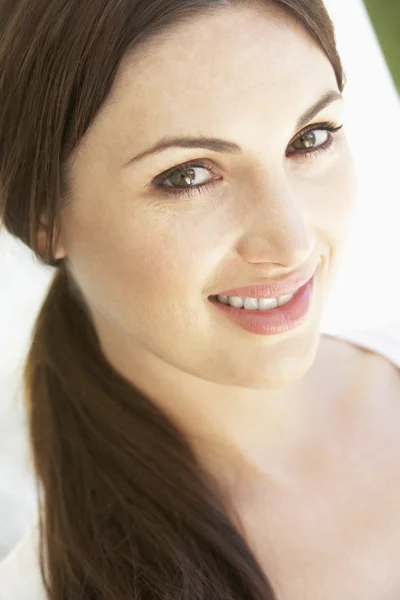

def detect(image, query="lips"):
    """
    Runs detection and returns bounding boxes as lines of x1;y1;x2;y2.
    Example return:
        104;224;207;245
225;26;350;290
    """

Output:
209;276;315;335
212;266;317;300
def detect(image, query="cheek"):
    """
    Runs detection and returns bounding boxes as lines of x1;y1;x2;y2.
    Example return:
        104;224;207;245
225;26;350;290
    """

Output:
62;203;217;326
307;148;357;239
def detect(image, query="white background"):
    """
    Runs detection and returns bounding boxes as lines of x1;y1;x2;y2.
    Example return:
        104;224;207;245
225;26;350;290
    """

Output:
0;0;399;562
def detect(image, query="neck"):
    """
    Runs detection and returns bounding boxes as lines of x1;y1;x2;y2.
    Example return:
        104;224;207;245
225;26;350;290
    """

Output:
102;329;339;488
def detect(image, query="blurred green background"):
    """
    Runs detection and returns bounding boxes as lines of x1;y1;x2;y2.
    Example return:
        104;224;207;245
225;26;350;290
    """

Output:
363;0;400;94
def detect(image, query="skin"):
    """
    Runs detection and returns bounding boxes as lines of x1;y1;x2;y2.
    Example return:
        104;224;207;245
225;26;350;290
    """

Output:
44;3;358;486
40;6;400;594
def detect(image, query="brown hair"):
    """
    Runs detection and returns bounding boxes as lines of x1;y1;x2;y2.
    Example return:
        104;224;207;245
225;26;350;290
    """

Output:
0;1;344;598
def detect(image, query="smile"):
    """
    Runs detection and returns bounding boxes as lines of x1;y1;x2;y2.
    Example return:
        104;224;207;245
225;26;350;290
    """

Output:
212;292;296;311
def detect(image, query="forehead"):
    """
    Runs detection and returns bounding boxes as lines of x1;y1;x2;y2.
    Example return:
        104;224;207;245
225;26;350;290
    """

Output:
101;5;338;141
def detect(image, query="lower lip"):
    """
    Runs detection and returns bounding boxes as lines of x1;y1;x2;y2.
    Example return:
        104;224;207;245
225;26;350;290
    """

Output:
209;276;315;335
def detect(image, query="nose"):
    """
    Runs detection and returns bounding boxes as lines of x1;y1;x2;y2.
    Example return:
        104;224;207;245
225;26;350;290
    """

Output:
235;177;315;268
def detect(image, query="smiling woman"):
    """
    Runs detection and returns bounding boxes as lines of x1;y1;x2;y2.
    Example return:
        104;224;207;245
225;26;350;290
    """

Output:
1;0;398;599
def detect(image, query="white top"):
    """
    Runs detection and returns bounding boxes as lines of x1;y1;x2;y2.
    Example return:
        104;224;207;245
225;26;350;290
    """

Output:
1;320;399;600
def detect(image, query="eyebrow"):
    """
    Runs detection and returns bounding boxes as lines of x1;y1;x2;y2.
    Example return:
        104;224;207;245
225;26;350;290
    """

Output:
125;90;342;167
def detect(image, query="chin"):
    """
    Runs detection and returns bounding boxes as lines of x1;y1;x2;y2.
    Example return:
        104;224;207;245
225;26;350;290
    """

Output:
209;322;322;389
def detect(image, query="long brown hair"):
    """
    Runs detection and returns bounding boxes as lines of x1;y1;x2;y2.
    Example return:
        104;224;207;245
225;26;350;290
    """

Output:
0;1;344;598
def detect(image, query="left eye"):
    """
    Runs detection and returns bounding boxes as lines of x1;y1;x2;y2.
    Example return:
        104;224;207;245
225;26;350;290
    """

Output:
162;165;211;189
291;129;329;151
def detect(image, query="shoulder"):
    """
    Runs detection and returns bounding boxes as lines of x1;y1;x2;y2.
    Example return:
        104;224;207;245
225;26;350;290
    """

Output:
324;319;400;372
323;319;400;404
0;518;47;600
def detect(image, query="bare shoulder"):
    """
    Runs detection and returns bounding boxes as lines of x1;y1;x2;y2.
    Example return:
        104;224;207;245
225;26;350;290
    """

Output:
320;333;400;401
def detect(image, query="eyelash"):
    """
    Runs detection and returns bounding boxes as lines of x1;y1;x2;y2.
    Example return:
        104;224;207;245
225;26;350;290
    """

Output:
153;121;343;200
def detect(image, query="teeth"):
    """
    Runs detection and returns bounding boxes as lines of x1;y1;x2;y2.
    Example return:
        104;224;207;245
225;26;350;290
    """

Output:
277;293;294;307
258;297;278;310
228;296;244;309
244;298;259;310
217;293;294;311
217;295;230;305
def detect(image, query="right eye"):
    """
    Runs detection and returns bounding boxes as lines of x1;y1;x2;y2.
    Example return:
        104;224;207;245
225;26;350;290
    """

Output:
162;164;213;189
153;160;222;200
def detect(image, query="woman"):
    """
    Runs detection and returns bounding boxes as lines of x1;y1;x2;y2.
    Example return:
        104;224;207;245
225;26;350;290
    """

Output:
0;0;399;598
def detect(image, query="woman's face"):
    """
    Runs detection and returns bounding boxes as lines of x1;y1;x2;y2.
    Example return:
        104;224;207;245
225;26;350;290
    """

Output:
55;3;357;390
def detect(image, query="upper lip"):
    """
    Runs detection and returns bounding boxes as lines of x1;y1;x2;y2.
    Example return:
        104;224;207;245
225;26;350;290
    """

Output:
211;266;317;299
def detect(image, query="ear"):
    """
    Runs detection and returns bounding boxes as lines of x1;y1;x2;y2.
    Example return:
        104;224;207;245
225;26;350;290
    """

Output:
37;215;66;261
